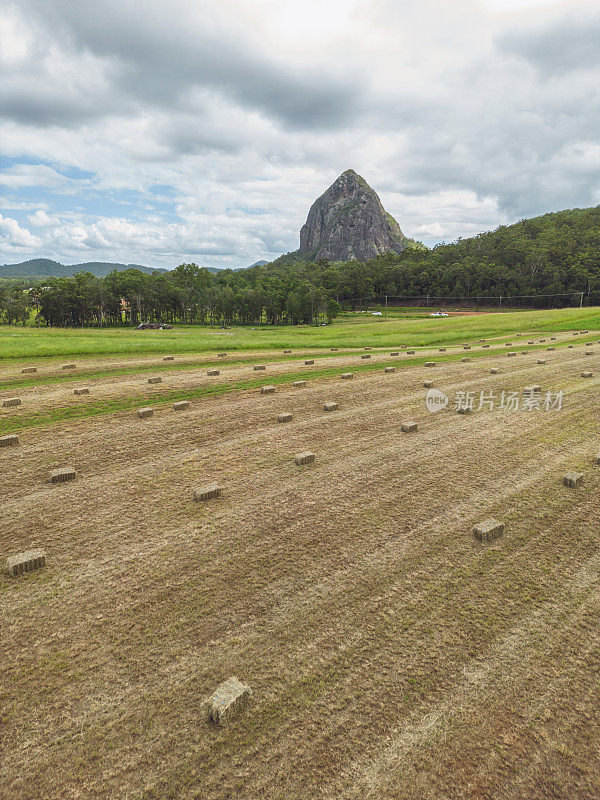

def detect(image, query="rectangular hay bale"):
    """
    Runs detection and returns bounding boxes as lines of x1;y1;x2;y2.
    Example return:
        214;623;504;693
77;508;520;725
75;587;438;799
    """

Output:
563;472;583;487
304;360;314;365
401;422;418;433
261;385;275;394
341;372;354;379
201;676;252;725
277;412;293;423
424;361;436;367
295;451;315;465
21;367;37;373
194;483;222;501
148;376;162;384
407;350;415;354
293;380;307;387
207;370;220;376
74;387;90;395
137;407;154;418
361;354;371;359
384;366;396;373
473;518;504;542
218;352;228;357
62;363;76;369
423;380;434;388
173;401;190;410
324;402;338;411
582;371;593;378
50;467;76;483
163;356;174;361
6;549;46;577
390;352;399;356
254;365;266;370
0;434;19;447
2;397;21;407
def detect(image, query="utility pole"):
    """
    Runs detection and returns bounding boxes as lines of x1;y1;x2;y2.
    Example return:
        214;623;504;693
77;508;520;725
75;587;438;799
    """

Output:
580;291;584;308
384;294;387;320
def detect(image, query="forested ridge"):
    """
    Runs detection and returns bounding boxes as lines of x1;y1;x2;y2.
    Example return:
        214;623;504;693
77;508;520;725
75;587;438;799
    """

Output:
2;206;600;327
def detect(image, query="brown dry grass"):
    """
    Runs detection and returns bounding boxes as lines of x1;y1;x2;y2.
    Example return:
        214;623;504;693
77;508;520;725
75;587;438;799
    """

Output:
1;342;600;800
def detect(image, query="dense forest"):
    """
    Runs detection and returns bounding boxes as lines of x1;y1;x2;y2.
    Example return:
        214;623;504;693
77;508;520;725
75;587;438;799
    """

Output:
2;206;600;327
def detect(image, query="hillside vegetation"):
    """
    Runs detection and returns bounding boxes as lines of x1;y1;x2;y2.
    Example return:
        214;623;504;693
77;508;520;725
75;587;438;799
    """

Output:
1;206;600;327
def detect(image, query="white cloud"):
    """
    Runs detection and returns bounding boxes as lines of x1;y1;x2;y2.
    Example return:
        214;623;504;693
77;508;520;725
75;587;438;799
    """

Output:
0;213;41;248
1;0;599;266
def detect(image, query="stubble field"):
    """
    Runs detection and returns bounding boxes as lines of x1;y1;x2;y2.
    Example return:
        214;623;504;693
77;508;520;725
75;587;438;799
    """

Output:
2;315;600;799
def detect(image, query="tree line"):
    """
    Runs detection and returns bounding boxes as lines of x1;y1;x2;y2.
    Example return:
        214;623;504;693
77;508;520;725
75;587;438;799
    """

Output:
1;205;600;327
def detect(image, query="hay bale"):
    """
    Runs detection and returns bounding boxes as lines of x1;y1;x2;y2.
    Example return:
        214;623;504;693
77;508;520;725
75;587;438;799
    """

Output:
254;365;266;370
482;344;490;348
193;483;222;501
594;454;600;465
277;412;293;423
0;434;19;447
364;347;372;350
21;367;37;373
201;677;252;726
537;359;547;365
582;371;593;378
407;350;415;354
207;370;220;376
261;385;275;394
507;352;517;357
330;347;339;351
163;356;174;361
50;467;76;483
137;407;154;418
490;368;499;374
505;343;512;346
384;366;396;373
304;360;314;365
361;354;371;359
341;372;355;379
457;407;472;414
74;387;90;395
461;357;471;362
284;350;292;354
473;519;504;542
521;351;529;355
463;346;471;350
390;351;399;356
2;397;21;407
423;380;434;388
568;345;574;348
586;342;593;346
401;422;418;433
6;549;46;577
438;348;446;352
295;451;315;465
218;352;228;357
323;401;338;411
551;337;556;340
539;339;546;343
148;376;162;384
62;363;76;369
563;472;583;487
586;350;593;355
546;347;555;351
424;361;437;367
293;380;307;387
527;340;535;344
173;401;190;410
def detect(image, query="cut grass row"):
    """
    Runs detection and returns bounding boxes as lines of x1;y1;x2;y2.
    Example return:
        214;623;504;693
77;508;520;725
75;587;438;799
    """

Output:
1;346;595;434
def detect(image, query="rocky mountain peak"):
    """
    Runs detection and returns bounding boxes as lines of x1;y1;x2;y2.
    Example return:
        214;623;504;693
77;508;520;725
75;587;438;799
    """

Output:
299;169;409;262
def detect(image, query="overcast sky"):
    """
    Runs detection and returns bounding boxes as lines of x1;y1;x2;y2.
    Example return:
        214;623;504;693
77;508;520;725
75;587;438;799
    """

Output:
1;0;599;268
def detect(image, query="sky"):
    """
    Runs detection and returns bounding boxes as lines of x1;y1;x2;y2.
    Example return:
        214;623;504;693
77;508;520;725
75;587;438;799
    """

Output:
1;0;599;269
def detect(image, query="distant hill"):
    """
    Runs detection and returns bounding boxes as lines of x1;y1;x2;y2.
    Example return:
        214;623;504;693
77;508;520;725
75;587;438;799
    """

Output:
0;258;270;279
0;259;168;279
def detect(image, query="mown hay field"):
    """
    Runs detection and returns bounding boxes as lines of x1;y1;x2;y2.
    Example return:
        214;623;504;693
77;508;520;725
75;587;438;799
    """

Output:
2;318;600;800
3;305;600;359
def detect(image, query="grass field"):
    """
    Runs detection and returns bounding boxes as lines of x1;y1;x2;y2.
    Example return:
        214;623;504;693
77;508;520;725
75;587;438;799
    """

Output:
2;311;600;799
2;306;600;360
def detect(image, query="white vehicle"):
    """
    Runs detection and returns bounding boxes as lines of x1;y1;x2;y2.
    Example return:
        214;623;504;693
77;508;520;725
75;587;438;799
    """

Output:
371;311;382;316
429;311;449;317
